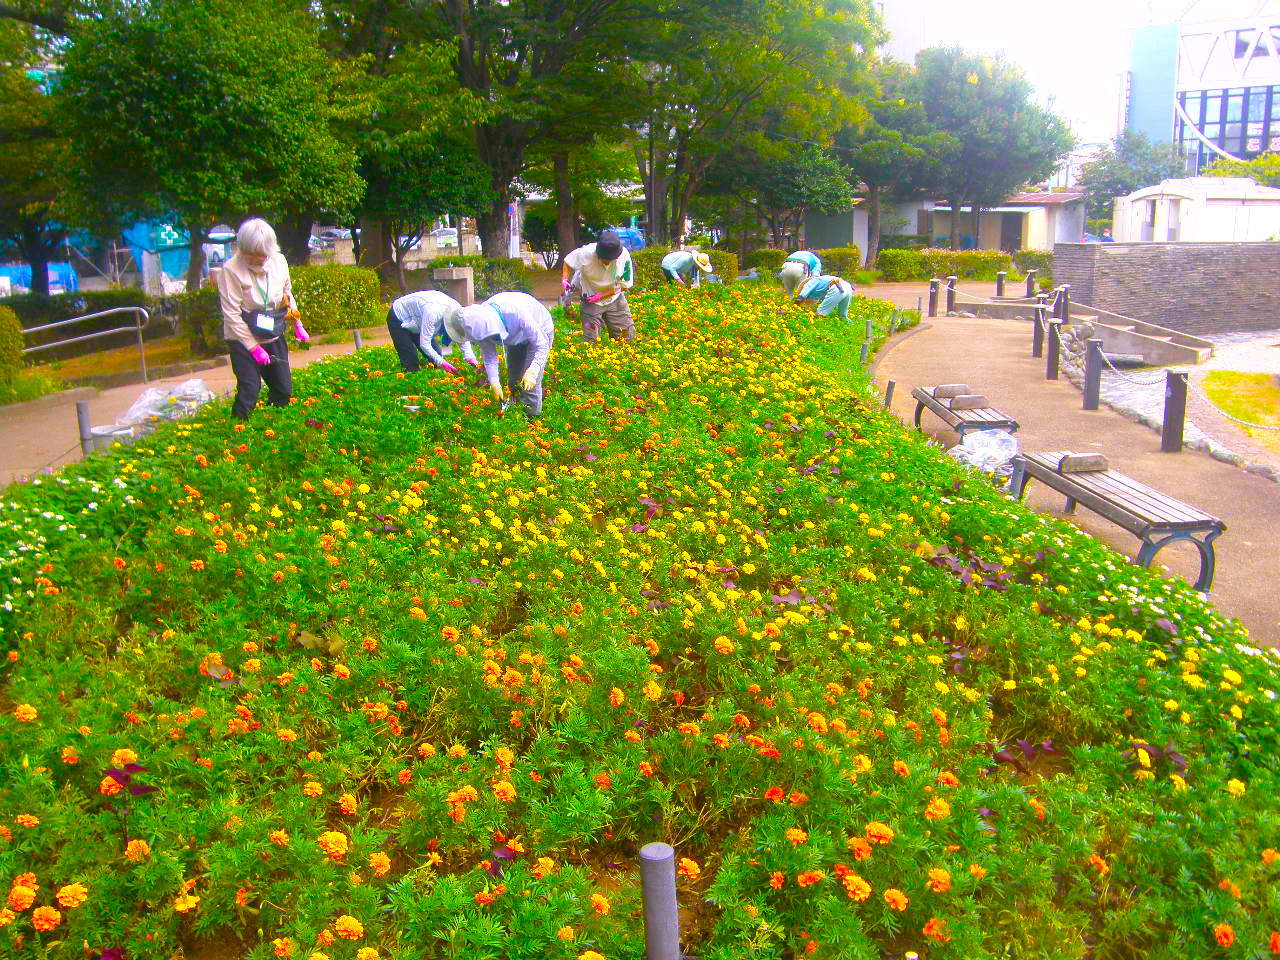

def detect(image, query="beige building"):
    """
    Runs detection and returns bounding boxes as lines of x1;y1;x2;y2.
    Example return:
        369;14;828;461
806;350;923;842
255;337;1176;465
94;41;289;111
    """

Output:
1112;177;1280;242
928;192;1087;251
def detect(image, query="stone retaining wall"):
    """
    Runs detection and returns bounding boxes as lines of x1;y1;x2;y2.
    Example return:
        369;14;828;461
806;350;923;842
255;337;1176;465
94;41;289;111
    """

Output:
1053;241;1280;336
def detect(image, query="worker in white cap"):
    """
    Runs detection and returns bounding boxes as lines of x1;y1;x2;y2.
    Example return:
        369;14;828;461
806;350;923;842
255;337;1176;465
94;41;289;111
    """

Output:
795;274;855;321
778;250;822;295
385;290;477;373
562;228;634;342
444;291;555;418
660;250;713;288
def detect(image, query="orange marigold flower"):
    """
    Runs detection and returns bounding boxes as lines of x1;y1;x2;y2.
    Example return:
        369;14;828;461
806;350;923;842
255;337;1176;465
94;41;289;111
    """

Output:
100;776;123;796
892;760;909;777
174;894;200;913
764;786;785;803
303;781;323;797
924;797;951;821
609;687;626;706
272;938;295;958
61;746;79;765
317;929;336;946
556;925;575;941
593;772;613;790
796;870;824;888
493;780;517;802
15;814;39;828
278;728;298;742
355;950;380;960
14;872;37;890
1262;848;1278;866
884;888;908;911
125;838;152;861
713;636;735;655
317;831;348;860
923;917;950;943
1088;854;1109;876
769;871;785;889
269;830;290;846
112;748;138;766
678;722;701;736
13;704;37;723
56;882;88;908
1269;930;1279;953
32;905;61;930
969;863;987;879
789;791;808;806
841;872;871;902
7;886;35;911
334;915;364;940
339;793;359;815
936;770;960;787
785;827;808;846
639;761;656;777
418;742;437;757
865;822;894;845
1213;924;1234;947
926;868;952;893
677;858;701;880
189;559;205;571
589;893;611;915
368;852;391;877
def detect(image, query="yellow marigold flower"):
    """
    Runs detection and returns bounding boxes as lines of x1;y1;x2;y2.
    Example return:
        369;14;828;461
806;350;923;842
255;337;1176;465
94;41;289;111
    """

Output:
174;893;200;913
317;831;348;860
1227;779;1245;797
368;851;391;877
334;914;364;940
56;883;89;908
356;950;380;960
589;893;611;915
13;704;37;723
557;925;576;940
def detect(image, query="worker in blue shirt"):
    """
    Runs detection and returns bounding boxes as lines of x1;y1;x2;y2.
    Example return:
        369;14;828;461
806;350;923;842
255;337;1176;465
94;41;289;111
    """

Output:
795;274;854;321
778;250;822;294
660;250;713;287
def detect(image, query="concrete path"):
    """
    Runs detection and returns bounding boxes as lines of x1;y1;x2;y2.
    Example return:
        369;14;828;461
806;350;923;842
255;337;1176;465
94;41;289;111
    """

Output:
1;329;392;485
869;286;1279;647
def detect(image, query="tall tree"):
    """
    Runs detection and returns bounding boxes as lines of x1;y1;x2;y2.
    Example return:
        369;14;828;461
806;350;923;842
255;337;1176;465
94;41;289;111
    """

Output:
57;0;365;289
1080;131;1187;221
1203;150;1280;187
913;47;1074;249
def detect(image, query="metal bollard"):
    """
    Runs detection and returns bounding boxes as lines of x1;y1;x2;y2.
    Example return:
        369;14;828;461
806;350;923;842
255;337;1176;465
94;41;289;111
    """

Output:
76;400;93;459
860;341;869;365
916;296;922;315
995;271;1006;298
864;317;873;341
639;843;681;960
1161;371;1188;453
945;276;958;314
1059;284;1071;323
1032;305;1046;358
883;379;896;409
353;330;364;350
1024;269;1037;298
927;279;939;317
1083;339;1103;410
1045;320;1061;380
889;310;898;335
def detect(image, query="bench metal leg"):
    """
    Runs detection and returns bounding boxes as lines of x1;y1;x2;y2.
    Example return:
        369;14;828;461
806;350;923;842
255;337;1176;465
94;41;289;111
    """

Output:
1063;496;1077;514
913;400;926;431
1135;528;1223;593
1009;461;1029;500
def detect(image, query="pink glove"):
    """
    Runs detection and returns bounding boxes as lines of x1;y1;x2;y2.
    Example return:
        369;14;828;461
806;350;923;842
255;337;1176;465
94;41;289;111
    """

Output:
439;361;459;374
562;278;572;293
294;320;310;342
468;357;483;369
250;345;271;365
587;293;605;304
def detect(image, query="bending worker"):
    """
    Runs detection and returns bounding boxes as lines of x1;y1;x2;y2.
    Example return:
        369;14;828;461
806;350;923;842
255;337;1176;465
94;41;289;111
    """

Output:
562;229;634;342
660;249;712;287
386;289;477;374
778;249;822;295
795;274;855;321
445;291;554;418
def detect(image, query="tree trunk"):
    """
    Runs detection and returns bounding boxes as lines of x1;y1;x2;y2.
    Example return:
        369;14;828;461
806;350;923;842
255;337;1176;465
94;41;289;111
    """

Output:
948;195;963;251
477;198;511;259
474;122;526;256
185;223;207;291
553;152;576;264
348;223;362;264
864;186;883;267
275;214;313;266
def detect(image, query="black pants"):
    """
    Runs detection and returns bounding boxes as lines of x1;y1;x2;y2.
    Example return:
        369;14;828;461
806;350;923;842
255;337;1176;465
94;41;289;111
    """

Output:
228;338;292;419
387;308;429;372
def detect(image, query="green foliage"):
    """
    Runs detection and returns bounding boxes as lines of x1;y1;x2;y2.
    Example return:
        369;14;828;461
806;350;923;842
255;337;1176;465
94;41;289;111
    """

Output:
1;289;152;362
744;248;788;273
879;234;930;250
873;248;1015;281
706;249;738;283
874;248;924;281
1081;131;1187;219
814;247;862;279
425;256;530;300
1086;218;1112;235
1012;250;1054;287
630;247;673;295
0;304;22;376
1204;150;1280;186
163;288;223;356
0;366;63;405
290;265;383;336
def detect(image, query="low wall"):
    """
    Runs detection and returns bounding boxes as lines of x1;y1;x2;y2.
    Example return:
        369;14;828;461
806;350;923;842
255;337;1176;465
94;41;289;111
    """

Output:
1053;241;1280;336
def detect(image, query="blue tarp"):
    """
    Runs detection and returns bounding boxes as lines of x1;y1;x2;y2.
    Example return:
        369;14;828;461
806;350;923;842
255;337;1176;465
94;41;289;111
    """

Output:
0;263;79;294
612;227;646;252
122;221;192;281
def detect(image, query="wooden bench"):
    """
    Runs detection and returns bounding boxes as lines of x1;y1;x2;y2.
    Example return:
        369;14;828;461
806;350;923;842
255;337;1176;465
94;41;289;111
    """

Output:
911;384;1020;438
1009;451;1226;592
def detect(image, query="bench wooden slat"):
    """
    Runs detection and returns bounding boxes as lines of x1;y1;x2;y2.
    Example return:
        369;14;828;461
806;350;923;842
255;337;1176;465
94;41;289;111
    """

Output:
1078;475;1206;526
912;387;1019;433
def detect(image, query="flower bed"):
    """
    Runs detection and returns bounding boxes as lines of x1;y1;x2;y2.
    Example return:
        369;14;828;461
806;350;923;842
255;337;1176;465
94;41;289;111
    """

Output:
0;285;1277;960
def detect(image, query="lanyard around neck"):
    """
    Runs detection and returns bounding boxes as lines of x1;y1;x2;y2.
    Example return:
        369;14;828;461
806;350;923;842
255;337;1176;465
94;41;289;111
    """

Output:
251;265;271;306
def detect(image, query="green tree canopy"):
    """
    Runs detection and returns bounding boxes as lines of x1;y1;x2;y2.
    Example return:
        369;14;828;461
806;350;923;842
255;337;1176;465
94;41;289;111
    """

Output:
1201;150;1280;187
1080;131;1188;220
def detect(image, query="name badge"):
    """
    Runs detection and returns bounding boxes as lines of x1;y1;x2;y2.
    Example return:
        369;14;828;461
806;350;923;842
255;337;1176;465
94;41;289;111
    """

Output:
254;312;276;332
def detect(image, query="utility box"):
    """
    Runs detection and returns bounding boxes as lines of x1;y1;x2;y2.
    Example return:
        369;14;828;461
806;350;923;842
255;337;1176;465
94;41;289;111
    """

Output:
432;266;474;306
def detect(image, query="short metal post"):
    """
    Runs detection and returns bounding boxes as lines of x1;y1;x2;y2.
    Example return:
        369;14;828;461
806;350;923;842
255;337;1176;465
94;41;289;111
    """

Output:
884;379;896;409
1059;284;1071;322
76;401;93;459
916;296;922;315
945;276;957;314
1024;269;1037;298
1083;339;1103;410
864;317;873;341
353;330;364;350
995;271;1006;297
860;341;869;365
1032;304;1046;358
639;843;681;960
1161;371;1188;453
135;309;149;384
888;310;898;335
1046;320;1061;380
927;279;939;317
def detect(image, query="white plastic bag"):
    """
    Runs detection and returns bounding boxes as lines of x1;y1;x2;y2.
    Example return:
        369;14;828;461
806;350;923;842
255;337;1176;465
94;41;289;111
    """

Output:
947;429;1019;478
118;379;216;426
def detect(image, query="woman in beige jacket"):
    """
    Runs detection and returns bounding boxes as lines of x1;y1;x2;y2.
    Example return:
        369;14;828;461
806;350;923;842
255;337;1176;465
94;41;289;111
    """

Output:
217;219;310;418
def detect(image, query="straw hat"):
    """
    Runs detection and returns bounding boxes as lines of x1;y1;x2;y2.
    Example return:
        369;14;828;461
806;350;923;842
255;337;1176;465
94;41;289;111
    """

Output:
692;252;712;273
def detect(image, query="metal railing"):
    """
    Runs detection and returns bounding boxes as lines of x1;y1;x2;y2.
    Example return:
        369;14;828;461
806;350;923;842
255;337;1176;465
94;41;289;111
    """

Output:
21;306;152;383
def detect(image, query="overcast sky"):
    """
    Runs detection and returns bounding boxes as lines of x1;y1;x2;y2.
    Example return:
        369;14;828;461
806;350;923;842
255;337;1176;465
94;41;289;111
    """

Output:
879;0;1253;143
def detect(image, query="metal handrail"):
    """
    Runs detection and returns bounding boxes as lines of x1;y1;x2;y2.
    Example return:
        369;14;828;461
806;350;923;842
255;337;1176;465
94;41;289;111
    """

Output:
21;306;152;383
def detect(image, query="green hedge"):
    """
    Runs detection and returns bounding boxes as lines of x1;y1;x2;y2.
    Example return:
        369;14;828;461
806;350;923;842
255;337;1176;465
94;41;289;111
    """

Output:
814;246;862;279
743;248;787;273
1013;250;1054;288
290;265;384;337
425;256;530;301
0;306;22;377
871;248;1018;281
161;288;223;356
873;249;923;282
879;234;929;250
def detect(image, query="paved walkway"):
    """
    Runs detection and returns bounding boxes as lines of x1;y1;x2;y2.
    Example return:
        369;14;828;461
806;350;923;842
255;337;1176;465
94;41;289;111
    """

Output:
868;284;1279;647
0;329;393;485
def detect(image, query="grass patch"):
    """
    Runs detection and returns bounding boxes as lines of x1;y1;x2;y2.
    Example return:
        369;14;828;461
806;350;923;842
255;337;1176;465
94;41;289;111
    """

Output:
37;335;204;381
0;367;66;405
1203;370;1280;456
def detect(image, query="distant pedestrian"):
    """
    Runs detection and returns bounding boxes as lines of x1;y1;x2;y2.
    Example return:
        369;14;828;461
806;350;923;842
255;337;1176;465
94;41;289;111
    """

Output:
386;290;477;373
795;274;854;321
562;229;634;342
661;250;713;288
778;250;822;295
218;218;310;419
445;292;555;418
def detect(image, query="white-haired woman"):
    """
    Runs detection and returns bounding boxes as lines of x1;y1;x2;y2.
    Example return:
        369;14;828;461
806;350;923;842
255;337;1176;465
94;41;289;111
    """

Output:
217;218;310;419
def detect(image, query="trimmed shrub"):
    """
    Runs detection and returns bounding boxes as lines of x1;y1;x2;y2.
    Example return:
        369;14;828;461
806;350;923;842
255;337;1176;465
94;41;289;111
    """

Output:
290;265;384;336
0;306;23;377
874;249;925;282
427;256;530;301
165;288;223;355
879;234;929;250
706;249;738;284
743;248;787;274
918;248;1012;279
1013;250;1054;288
814;246;862;279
